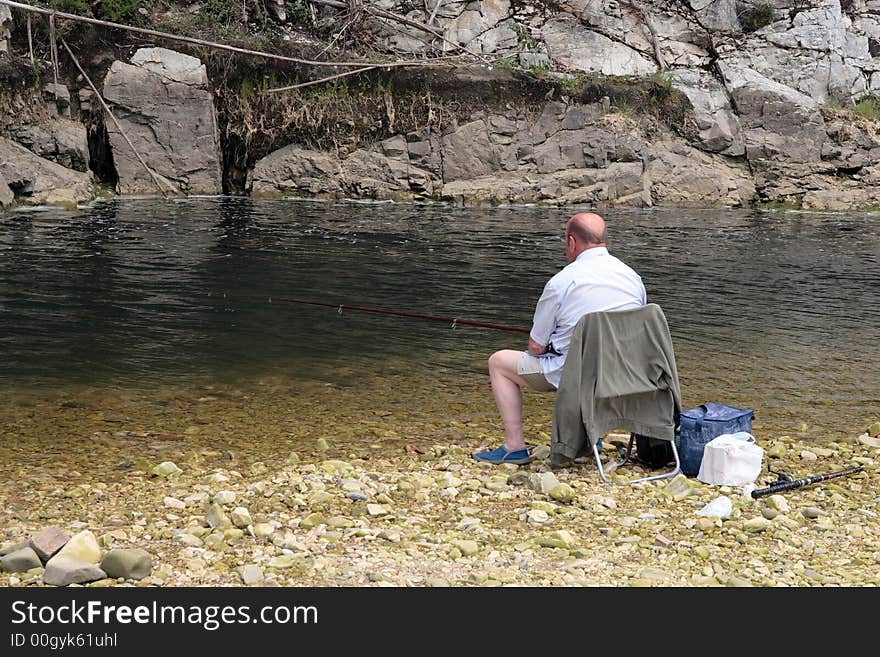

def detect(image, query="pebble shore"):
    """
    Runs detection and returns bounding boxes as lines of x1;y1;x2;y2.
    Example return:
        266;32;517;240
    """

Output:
2;413;878;587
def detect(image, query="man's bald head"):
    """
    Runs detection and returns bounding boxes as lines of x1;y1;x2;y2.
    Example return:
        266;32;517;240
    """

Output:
564;212;606;262
566;213;607;246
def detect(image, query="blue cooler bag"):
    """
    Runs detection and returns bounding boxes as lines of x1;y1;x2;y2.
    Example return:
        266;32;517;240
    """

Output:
679;402;754;476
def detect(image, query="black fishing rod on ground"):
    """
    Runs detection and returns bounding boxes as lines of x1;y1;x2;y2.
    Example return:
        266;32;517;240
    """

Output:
750;465;864;499
211;292;531;335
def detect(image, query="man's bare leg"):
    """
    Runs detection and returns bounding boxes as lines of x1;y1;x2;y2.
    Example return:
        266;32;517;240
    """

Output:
488;349;533;452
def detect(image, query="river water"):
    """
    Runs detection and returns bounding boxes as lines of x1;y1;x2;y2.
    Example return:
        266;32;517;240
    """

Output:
1;197;878;448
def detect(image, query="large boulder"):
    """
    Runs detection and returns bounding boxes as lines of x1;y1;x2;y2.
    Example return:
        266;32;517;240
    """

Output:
0;136;92;207
54;530;101;564
443;1;518;54
9;117;90;172
103;47;222;195
441;119;499;181
670;69;744;156
717;1;871;103
249;144;343;198
0;547;42;573
646;142;756;206
718;65;826;166
541;16;658;76
568;0;712;67
100;549;152;580
43;557;106;587
249;136;425;201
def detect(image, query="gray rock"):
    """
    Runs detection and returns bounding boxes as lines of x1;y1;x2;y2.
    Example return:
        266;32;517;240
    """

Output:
43;556;107;586
541;17;657;76
151;461;182;478
213;490;237;505
441;120;497;182
0;4;11;52
28;526;70;563
669;69;744;156
0;172;13;208
240;564;263;585
340;145;412;199
0;137;92;208
345;492;368;502
718;64;826;169
43;83;71;116
205;503;232;529
0;540;29;557
691;0;741;33
250;145;342;198
100;549;152;580
528;472;561;495
10;118;90;172
229;507;252;528
130;47;209;86
103;48;222;195
647;142;755;207
1;547;43;573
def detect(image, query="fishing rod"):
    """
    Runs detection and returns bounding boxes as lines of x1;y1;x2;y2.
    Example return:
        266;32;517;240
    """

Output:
750;465;864;499
212;292;531;334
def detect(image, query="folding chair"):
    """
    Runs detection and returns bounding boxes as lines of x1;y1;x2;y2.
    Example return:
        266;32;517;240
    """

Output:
550;303;683;486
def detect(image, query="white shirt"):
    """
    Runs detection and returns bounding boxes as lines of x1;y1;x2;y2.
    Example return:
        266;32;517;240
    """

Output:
529;247;646;388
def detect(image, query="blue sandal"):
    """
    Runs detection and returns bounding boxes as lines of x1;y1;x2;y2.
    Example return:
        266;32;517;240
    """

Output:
473;445;536;465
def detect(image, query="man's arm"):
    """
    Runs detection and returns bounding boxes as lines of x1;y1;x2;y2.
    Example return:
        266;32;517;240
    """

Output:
529;277;561;356
528;337;547;356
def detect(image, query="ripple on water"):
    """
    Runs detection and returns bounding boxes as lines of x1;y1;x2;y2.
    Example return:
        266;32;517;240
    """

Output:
1;199;877;445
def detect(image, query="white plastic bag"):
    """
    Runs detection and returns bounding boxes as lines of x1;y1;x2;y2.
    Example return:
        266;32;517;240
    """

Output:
695;495;733;518
697;432;763;487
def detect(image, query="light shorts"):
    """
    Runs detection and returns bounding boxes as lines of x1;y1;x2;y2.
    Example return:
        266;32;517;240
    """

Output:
517;352;556;392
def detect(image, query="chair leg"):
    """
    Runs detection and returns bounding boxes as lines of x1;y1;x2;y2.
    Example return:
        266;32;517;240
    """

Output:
592;434;635;484
594;435;682;485
626;438;681;486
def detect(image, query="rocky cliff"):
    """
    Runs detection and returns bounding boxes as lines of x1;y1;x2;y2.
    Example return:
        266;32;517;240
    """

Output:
5;0;880;210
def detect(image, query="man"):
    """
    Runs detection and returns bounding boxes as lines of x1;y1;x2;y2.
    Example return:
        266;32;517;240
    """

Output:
474;212;646;464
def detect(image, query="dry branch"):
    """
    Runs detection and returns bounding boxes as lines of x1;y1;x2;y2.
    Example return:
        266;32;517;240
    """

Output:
309;0;491;64
0;0;467;69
